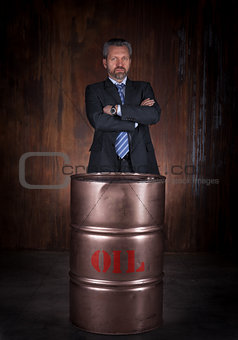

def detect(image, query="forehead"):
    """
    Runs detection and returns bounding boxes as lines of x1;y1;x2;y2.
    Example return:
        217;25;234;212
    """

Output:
107;45;130;58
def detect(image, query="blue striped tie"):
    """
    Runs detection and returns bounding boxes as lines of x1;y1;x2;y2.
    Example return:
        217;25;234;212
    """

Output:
115;83;129;159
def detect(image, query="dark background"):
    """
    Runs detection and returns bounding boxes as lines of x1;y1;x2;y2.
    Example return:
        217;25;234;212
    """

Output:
0;0;237;254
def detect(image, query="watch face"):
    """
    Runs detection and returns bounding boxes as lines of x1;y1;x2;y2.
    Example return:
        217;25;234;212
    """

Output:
110;106;116;115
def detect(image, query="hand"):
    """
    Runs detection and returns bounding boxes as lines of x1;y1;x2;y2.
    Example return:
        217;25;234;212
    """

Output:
140;98;155;106
103;105;117;115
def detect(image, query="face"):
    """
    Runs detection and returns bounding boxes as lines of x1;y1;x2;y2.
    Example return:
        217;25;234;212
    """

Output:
103;45;131;82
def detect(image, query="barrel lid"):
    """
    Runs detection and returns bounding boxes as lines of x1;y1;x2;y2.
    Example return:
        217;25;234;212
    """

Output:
71;172;166;183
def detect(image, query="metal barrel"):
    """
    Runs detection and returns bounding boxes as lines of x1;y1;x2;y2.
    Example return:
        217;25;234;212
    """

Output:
69;173;166;335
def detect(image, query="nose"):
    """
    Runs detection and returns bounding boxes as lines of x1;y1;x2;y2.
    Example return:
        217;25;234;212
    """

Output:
116;58;124;67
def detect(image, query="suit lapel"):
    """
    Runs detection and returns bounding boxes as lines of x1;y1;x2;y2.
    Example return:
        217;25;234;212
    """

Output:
124;78;137;105
104;78;137;105
124;79;141;149
104;78;122;104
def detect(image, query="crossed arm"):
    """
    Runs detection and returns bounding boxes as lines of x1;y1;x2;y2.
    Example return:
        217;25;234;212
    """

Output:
85;83;161;132
103;98;155;115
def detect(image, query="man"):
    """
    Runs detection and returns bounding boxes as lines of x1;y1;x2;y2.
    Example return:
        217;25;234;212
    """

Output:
85;38;161;174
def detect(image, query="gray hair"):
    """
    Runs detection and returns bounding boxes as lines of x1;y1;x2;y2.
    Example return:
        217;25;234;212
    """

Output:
103;39;132;59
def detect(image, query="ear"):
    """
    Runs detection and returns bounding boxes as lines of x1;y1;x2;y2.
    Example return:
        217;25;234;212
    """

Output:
102;58;107;69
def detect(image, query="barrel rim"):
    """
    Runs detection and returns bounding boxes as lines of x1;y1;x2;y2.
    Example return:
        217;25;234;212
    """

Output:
70;224;164;234
69;272;164;288
71;172;166;183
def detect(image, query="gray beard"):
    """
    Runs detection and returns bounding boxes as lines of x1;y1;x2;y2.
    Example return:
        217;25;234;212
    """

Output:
110;71;127;80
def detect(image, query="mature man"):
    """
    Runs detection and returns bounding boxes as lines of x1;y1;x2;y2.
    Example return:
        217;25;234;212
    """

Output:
85;38;161;174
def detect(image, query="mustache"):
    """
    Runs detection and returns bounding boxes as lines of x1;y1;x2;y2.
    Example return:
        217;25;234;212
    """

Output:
115;67;126;71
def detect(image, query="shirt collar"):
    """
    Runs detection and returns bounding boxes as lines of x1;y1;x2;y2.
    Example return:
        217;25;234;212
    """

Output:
109;76;127;86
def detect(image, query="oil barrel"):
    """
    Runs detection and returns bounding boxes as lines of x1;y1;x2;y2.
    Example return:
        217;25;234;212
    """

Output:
70;173;165;334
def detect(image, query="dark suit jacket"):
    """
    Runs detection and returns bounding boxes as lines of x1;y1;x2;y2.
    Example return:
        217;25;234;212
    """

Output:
85;78;161;174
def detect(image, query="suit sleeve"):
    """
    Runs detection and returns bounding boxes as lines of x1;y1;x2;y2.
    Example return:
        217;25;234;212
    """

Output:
121;82;161;125
85;85;135;132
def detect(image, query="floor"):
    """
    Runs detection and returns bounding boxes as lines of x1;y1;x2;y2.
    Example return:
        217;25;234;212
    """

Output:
0;251;238;340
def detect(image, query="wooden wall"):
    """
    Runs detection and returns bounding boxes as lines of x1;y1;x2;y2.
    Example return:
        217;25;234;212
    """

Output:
0;0;237;252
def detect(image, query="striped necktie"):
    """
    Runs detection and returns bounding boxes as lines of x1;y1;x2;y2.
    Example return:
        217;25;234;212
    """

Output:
115;83;129;159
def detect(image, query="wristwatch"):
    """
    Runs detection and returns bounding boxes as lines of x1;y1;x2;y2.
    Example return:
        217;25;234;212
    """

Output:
110;105;117;116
